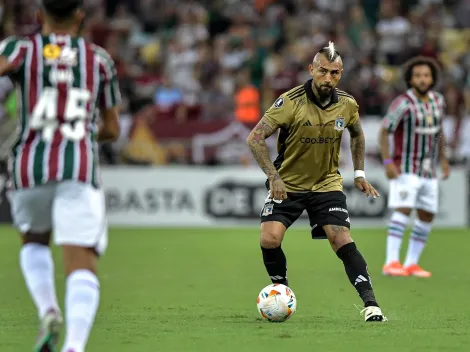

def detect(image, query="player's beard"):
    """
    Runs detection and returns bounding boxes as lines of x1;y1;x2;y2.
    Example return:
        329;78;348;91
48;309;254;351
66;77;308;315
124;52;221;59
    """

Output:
413;83;432;97
314;82;333;101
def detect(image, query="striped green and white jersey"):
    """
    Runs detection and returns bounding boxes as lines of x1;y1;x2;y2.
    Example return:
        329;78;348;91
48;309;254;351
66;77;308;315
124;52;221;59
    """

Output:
383;89;445;178
0;33;121;189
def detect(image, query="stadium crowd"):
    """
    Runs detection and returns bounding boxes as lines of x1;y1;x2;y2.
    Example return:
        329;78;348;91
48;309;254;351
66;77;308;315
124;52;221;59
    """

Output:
0;0;469;165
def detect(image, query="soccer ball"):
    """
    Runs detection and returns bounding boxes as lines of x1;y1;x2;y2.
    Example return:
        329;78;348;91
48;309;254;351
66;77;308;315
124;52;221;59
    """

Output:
256;283;297;322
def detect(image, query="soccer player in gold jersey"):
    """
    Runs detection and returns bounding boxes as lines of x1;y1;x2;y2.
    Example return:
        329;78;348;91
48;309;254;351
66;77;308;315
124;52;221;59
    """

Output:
247;42;386;322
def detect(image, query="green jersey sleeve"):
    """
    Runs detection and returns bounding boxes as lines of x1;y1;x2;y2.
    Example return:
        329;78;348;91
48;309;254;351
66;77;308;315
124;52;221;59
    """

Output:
94;45;122;109
0;36;28;74
383;96;409;133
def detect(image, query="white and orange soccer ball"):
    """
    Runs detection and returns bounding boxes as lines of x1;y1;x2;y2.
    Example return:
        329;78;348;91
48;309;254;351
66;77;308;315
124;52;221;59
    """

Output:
256;284;297;322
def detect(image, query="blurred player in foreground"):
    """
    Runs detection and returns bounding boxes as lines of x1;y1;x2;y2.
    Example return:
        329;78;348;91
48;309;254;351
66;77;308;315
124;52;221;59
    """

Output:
0;0;121;351
247;42;386;322
380;57;450;278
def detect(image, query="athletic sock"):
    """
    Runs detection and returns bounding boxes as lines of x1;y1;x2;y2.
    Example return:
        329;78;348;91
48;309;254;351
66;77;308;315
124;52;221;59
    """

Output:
337;242;377;306
62;270;100;352
403;219;432;267
20;243;60;319
385;211;409;264
261;246;288;286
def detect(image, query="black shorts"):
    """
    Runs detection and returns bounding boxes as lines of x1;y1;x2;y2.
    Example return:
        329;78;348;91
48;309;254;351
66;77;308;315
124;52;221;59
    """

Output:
260;189;350;239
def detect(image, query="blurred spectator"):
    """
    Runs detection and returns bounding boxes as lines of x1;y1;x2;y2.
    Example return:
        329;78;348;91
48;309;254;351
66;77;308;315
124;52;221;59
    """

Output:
347;5;372;49
174;6;208;48
443;81;465;151
263;53;298;105
109;4;135;34
154;75;186;122
154;76;183;109
200;76;234;121
407;8;427;57
376;0;410;65
234;69;260;124
1;0;469;166
165;142;189;164
88;6;109;48
453;0;470;28
165;39;199;91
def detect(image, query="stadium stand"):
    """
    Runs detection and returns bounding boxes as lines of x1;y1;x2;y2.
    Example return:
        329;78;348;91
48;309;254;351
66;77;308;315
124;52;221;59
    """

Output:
1;0;469;167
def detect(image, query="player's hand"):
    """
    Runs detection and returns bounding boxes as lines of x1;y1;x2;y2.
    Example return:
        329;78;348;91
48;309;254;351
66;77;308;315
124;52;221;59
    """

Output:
354;177;380;199
441;159;450;180
269;175;288;203
385;163;400;179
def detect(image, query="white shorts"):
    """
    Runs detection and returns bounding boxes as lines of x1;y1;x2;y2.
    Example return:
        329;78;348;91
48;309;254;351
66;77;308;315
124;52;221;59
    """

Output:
388;173;438;214
8;181;108;255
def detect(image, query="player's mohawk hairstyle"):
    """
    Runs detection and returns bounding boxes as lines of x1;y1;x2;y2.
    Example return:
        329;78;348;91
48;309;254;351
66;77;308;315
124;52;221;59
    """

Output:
318;41;340;62
327;41;336;60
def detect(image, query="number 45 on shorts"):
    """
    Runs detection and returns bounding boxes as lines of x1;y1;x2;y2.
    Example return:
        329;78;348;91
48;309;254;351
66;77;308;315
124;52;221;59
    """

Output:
30;87;91;142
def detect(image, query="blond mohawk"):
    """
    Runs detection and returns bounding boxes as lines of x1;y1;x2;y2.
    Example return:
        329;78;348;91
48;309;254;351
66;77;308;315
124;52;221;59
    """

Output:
314;41;341;63
327;41;336;61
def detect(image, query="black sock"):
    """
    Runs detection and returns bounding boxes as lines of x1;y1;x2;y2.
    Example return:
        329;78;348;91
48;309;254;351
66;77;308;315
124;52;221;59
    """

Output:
261;246;288;286
336;242;378;307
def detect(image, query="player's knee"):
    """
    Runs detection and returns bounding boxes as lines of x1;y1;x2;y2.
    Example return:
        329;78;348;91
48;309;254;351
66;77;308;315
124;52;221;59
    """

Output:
324;225;352;251
260;232;283;248
417;209;434;222
334;232;353;250
260;222;286;248
62;245;98;276
22;232;52;246
396;208;412;216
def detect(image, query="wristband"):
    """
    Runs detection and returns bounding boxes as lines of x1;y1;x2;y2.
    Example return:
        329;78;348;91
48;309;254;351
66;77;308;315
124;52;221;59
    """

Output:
383;158;393;166
354;170;366;179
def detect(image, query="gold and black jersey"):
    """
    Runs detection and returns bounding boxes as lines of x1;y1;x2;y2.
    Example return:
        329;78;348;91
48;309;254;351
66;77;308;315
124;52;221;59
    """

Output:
264;79;359;192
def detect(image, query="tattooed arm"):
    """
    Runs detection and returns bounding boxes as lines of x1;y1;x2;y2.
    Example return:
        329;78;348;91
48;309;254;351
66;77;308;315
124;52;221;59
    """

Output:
247;117;278;178
347;119;365;171
247;116;287;200
347;119;380;198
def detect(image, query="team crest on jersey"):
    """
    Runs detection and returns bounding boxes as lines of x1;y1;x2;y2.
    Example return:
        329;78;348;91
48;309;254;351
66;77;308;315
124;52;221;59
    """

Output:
334;117;345;131
273;97;284;108
399;190;408;200
426;115;434;126
262;204;274;216
43;44;78;66
43;44;62;61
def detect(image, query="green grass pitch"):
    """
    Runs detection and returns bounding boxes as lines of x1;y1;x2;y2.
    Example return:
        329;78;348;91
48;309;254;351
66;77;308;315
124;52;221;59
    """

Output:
0;225;469;351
